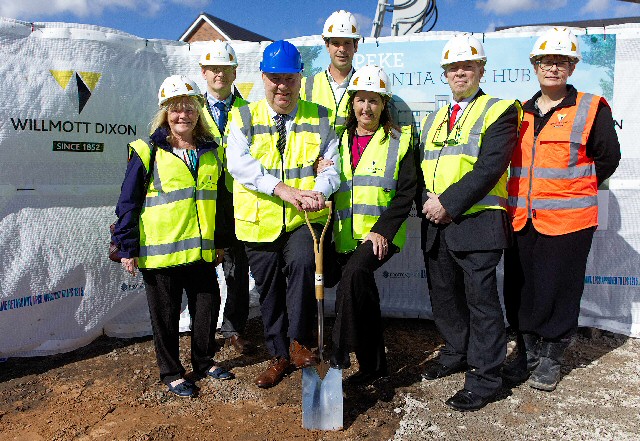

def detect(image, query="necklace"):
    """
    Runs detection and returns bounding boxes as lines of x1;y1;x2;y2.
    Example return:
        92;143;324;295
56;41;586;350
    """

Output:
354;132;372;156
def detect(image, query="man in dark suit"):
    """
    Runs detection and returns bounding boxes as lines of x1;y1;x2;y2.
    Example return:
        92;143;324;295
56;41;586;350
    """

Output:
417;34;522;411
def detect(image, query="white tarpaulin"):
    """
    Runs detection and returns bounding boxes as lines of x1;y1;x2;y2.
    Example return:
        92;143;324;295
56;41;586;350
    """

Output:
1;17;638;358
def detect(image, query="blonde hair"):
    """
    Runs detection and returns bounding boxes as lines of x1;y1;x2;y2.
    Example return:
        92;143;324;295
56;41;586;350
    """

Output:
149;95;214;145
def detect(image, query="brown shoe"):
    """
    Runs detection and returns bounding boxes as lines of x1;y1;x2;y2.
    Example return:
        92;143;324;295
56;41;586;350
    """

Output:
289;340;319;368
227;335;252;354
254;358;291;389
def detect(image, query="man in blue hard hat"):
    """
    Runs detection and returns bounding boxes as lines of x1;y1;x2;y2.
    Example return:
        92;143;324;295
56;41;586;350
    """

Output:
226;40;341;388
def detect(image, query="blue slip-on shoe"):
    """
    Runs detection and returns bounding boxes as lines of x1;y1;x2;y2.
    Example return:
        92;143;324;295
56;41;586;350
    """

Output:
167;379;196;397
207;366;235;380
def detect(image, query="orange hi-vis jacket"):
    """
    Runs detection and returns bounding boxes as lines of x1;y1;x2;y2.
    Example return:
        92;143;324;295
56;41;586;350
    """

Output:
507;92;606;236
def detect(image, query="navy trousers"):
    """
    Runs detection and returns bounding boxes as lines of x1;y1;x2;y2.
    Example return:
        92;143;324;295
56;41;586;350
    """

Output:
245;224;321;359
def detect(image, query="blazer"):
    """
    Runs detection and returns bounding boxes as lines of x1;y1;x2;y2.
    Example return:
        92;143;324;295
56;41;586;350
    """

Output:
417;90;520;253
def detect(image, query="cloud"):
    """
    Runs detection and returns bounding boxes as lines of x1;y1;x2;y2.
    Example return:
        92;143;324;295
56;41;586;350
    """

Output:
353;12;373;37
581;0;609;14
580;0;640;18
0;0;203;20
475;0;567;15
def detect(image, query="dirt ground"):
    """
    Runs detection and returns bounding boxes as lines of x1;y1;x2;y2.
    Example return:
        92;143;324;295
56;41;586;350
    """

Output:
1;317;639;441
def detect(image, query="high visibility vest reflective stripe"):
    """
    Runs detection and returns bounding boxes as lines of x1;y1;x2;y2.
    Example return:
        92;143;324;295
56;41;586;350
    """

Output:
202;95;249;192
229;99;331;242
334;126;412;253
507;92;602;235
130;139;220;268
301;71;349;137
420;95;521;216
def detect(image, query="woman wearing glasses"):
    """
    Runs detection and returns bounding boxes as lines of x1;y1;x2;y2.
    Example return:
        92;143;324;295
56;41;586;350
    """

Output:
503;28;620;391
113;75;234;397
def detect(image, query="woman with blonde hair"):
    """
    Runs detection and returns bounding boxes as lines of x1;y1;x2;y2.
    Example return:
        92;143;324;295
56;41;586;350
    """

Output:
112;75;233;397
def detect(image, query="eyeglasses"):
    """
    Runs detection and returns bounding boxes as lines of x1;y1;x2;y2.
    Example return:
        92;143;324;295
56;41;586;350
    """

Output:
535;59;573;72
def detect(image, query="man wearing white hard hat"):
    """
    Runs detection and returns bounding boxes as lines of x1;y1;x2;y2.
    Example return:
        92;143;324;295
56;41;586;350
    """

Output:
300;10;360;137
199;40;253;356
417;34;522;410
503;28;620;392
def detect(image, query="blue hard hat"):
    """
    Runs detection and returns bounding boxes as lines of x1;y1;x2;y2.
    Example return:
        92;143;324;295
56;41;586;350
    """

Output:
260;40;304;73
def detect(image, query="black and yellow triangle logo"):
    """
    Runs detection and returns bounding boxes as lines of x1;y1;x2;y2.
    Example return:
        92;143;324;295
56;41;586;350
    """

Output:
50;70;102;113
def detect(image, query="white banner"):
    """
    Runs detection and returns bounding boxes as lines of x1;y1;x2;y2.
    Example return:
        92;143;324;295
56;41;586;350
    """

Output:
1;17;638;358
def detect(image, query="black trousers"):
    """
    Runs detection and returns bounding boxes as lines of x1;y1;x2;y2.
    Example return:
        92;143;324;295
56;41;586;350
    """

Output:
504;220;595;341
141;262;220;385
425;233;506;398
220;238;250;338
332;241;396;373
245;224;321;359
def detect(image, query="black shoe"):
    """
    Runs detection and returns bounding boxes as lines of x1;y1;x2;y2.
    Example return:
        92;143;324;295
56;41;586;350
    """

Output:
346;369;388;386
421;361;466;380
501;354;530;384
329;348;351;370
445;388;494;412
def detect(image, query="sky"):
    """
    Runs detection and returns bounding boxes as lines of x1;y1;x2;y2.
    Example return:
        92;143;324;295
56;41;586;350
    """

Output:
2;0;640;41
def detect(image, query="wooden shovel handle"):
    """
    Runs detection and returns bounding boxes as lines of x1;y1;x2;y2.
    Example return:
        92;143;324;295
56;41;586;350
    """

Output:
304;201;332;301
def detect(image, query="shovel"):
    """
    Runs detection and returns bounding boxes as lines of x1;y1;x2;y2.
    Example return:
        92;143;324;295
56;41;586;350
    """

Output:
302;201;343;431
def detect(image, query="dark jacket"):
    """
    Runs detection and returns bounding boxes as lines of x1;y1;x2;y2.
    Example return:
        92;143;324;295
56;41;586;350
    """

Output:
369;127;418;242
113;126;232;259
417;89;520;252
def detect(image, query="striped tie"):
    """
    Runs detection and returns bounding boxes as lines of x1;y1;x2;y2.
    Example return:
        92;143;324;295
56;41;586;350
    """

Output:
274;114;287;155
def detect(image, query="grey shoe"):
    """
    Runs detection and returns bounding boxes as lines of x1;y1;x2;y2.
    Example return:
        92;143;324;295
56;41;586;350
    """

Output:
527;339;569;392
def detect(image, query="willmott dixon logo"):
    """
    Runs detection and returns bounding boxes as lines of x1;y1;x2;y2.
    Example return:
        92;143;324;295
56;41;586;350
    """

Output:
50;70;102;113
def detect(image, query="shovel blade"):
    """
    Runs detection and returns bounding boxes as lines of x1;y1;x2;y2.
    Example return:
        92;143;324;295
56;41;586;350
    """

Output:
302;367;343;431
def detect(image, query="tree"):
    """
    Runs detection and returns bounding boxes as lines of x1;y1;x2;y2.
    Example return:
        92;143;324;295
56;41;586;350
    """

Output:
298;45;323;78
581;34;615;101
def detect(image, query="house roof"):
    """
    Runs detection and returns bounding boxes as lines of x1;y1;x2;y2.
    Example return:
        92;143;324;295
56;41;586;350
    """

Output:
179;13;271;42
496;16;640;31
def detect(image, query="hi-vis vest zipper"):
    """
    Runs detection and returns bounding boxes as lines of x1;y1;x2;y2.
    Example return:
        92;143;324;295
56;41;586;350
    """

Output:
130;139;220;269
229;99;332;243
508;92;603;235
420;95;522;216
301;71;349;138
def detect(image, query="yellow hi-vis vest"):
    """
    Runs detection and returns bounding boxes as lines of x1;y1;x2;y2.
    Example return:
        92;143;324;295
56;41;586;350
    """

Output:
419;95;522;216
201;94;250;192
301;71;350;138
334;126;412;254
130;139;221;269
230;99;332;242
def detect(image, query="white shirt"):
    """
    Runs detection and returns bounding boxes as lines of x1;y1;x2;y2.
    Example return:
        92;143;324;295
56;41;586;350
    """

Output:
450;88;480;126
226;100;341;198
326;67;354;106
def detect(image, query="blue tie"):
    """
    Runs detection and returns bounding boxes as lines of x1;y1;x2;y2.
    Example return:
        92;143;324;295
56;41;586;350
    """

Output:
214;101;227;132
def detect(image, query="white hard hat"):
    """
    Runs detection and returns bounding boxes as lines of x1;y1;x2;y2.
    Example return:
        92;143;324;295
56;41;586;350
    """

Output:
440;34;486;67
322;10;360;40
157;75;202;106
530;28;581;62
347;65;392;97
199;40;238;66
